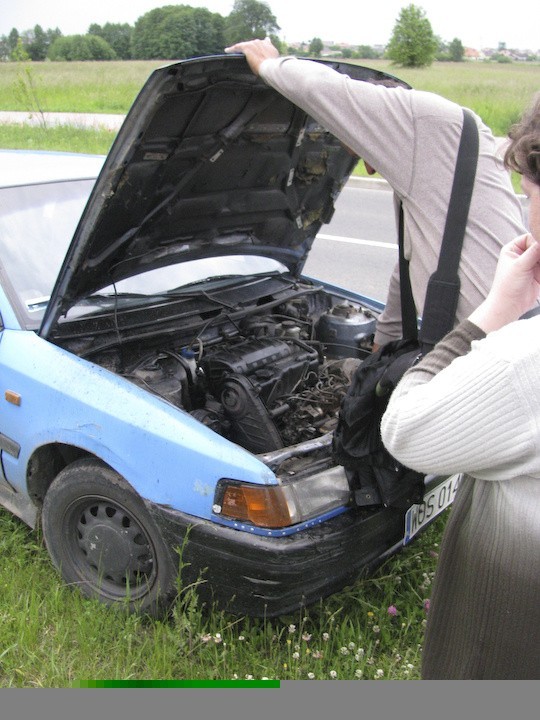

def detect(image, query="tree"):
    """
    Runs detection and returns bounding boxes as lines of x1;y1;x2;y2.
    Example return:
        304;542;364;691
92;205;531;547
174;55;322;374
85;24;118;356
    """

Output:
309;37;323;57
11;37;30;62
48;34;116;61
131;5;224;59
131;6;196;59
448;38;464;62
190;7;226;56
225;0;280;45
25;25;48;61
0;37;10;61
89;22;133;60
386;4;437;68
356;45;382;60
7;28;20;56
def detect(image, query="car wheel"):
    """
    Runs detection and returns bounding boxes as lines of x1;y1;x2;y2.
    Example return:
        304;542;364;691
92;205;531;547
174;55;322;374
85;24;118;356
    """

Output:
41;457;177;616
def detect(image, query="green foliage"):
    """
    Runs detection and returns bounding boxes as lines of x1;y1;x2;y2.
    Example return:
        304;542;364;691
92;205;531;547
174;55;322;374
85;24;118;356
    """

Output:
11;38;30;62
448;38;465;62
437;38;465;63
492;53;513;64
11;64;47;127
386;4;438;68
88;23;133;60
0;26;60;62
8;28;20;54
0;505;446;684
48;35;116;61
24;25;46;61
0;57;537;139
0;124;116;155
224;0;280;45
191;8;226;57
356;45;383;60
309;37;324;57
131;5;225;60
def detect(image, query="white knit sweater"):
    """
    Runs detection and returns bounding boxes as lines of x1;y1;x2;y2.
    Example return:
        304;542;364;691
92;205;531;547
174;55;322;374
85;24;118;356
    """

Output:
381;317;540;678
381;317;540;480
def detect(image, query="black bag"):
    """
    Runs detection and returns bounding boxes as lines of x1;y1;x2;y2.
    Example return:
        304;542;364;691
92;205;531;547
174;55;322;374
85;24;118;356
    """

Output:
333;337;424;507
332;108;479;508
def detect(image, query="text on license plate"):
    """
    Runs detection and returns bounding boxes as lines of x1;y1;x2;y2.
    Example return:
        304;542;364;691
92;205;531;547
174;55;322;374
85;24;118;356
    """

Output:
404;474;461;545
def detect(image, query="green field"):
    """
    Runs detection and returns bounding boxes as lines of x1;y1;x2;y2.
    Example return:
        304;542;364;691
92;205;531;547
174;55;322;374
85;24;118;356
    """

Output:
0;58;538;135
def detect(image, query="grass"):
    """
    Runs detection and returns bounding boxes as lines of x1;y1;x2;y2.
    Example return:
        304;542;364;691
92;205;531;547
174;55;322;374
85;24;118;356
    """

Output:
0;60;163;114
0;506;444;685
1;58;534;193
0;123;115;155
1;58;538;135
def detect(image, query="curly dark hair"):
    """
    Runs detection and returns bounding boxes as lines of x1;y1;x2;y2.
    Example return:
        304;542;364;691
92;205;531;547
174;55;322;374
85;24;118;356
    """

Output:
504;93;540;186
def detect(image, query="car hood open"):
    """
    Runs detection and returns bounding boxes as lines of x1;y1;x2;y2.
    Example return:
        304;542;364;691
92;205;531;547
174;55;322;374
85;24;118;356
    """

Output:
41;54;407;338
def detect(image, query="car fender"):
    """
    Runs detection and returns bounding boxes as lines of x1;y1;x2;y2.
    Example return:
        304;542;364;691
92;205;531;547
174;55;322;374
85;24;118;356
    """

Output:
0;329;276;519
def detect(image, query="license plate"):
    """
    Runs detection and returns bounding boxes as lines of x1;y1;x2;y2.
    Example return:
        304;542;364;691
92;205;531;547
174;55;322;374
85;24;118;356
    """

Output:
403;474;461;544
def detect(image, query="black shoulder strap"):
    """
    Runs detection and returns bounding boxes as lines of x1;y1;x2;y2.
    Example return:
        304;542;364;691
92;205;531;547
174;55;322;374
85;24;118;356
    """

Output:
419;108;479;350
398;203;418;341
398;108;479;349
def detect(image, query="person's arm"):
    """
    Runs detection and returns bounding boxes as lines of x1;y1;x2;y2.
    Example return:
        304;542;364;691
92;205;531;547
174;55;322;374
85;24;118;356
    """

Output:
381;234;540;478
373;262;403;347
225;39;416;192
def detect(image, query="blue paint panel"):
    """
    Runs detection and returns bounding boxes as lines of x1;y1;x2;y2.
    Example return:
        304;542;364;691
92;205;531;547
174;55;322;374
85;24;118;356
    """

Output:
0;328;276;520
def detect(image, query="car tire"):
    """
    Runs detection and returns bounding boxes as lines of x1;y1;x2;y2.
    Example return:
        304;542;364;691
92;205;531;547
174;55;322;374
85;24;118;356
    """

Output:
41;457;177;616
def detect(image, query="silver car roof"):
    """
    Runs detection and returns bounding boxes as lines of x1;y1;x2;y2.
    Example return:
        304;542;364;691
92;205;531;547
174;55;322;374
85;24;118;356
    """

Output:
0;149;105;188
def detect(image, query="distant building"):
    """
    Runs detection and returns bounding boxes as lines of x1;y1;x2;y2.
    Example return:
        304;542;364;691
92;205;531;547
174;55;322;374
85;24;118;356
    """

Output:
464;47;485;60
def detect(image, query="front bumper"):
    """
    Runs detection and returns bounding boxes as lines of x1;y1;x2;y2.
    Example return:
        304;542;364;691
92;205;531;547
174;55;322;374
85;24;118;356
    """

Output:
148;499;410;617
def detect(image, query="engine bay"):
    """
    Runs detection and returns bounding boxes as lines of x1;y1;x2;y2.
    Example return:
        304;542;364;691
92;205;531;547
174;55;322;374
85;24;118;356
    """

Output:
53;274;379;469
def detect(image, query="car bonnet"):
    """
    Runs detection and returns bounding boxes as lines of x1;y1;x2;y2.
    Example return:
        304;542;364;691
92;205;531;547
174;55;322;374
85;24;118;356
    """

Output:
40;54;406;339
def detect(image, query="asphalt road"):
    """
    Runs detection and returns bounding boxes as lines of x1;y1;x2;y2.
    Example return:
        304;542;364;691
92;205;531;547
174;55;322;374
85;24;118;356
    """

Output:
307;180;397;302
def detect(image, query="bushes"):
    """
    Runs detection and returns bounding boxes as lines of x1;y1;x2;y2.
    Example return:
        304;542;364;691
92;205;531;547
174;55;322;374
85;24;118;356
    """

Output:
48;35;116;62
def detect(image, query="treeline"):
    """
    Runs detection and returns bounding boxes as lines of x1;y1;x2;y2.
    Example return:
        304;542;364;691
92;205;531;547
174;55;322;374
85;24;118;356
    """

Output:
0;1;281;62
2;2;536;67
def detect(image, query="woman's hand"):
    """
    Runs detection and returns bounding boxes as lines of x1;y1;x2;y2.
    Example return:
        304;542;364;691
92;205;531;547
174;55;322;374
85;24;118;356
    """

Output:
469;234;540;333
224;37;280;75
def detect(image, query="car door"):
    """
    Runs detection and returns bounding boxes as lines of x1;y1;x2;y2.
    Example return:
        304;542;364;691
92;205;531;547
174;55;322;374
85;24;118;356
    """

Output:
0;312;21;495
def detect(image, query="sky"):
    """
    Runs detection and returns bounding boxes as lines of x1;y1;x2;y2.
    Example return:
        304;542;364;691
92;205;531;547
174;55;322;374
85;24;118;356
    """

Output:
1;0;539;52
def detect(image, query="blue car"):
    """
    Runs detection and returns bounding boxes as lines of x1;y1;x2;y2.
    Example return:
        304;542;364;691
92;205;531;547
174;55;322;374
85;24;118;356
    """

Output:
0;55;457;617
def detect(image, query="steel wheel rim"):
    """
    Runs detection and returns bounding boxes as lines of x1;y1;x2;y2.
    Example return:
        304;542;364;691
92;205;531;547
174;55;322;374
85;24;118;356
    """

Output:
63;493;158;602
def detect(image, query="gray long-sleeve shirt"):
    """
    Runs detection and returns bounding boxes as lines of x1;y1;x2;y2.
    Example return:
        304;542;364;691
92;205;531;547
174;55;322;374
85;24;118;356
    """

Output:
259;57;527;345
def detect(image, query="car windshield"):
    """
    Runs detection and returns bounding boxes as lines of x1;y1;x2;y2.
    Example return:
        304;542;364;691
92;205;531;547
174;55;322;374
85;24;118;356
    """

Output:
0;179;94;325
62;255;287;320
0;179;286;327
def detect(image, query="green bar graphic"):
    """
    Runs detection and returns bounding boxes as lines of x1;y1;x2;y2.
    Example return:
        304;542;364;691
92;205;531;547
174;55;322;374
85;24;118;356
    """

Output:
72;679;280;688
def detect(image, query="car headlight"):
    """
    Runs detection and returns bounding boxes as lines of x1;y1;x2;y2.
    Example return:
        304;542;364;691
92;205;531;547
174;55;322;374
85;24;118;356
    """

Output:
213;467;351;528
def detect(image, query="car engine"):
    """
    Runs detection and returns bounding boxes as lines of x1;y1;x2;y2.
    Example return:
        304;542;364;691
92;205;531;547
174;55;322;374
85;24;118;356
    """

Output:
54;279;379;460
120;296;377;455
